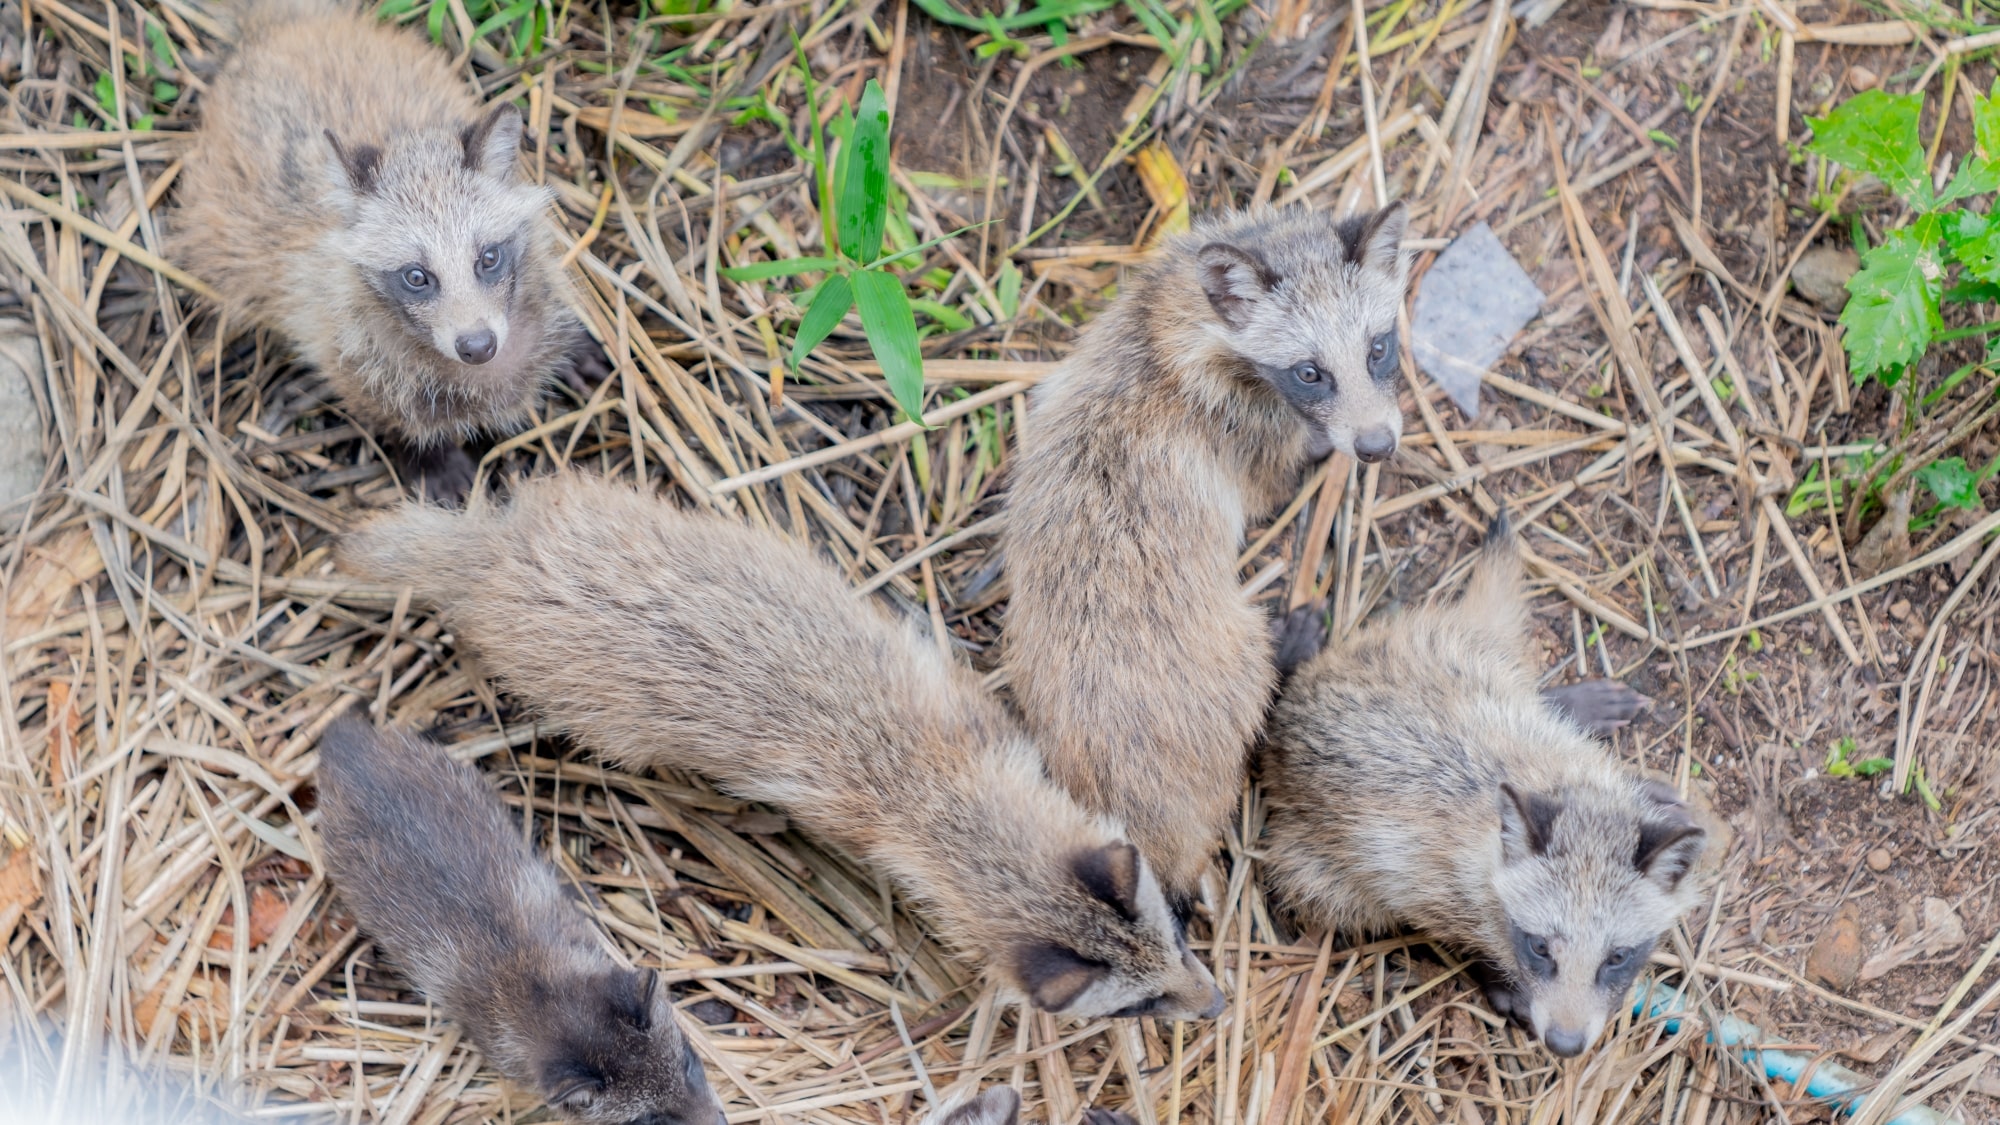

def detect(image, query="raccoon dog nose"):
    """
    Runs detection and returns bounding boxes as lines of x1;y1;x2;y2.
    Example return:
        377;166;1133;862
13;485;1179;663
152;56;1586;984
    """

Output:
1543;1027;1588;1058
1198;983;1226;1020
1352;427;1397;463
455;329;497;365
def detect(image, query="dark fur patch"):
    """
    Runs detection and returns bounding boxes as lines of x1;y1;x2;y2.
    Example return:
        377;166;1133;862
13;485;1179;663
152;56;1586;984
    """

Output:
324;130;381;194
1197;242;1279;327
1334;201;1408;269
1012;943;1106;1012
1634;820;1704;888
462;102;523;173
935;1087;1021;1125
1072;843;1143;922
1498;783;1561;856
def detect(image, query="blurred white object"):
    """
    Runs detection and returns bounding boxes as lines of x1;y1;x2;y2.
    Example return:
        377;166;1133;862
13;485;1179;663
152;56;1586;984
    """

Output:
0;317;48;510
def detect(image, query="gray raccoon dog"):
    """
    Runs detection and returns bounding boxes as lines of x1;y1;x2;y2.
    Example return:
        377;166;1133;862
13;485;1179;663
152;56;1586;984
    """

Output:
173;0;601;499
338;474;1224;1023
1260;515;1708;1058
315;717;723;1125
1003;204;1411;914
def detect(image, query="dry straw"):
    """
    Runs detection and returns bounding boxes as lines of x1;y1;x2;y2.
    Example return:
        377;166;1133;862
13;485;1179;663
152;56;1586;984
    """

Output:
2;0;1996;1122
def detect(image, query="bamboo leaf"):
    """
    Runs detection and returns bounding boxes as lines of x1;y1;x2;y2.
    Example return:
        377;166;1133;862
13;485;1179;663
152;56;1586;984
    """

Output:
852;269;928;423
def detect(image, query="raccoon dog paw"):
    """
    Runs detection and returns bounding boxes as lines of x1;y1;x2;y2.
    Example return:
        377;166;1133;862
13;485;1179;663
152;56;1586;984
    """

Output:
391;440;478;506
1540;679;1651;735
1272;599;1330;676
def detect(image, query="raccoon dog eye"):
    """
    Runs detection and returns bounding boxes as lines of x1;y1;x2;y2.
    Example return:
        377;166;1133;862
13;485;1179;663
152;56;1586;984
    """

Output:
1366;331;1398;380
1602;948;1628;969
477;245;506;276
1293;362;1323;384
400;267;433;292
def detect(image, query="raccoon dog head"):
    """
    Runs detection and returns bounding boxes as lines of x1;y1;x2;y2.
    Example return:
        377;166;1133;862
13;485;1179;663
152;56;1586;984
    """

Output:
1194;203;1411;464
1007;842;1225;1022
1490;779;1706;1057
323;104;553;375
532;967;725;1125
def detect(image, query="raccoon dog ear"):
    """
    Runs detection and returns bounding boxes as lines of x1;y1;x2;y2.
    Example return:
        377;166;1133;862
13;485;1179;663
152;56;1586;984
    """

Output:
1071;843;1144;922
1197;241;1280;328
541;1060;606;1110
1497;782;1561;860
323;130;381;195
1635;814;1705;890
463;102;525;176
1348;200;1409;278
930;1087;1022;1125
1011;942;1107;1012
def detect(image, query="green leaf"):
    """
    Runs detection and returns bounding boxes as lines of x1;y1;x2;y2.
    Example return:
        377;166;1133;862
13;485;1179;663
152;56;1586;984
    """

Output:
428;0;450;42
1851;757;1895;778
1647;129;1679;151
152;80;179;102
790;273;853;367
144;21;177;71
1916;456;1982;509
836;80;891;266
719;256;841;282
1808;90;1931;208
1840;216;1944;380
94;71;117;115
852;269;927;422
1947;209;2000;284
133;114;155;132
997;261;1022;320
911;298;973;332
1975;77;2000;161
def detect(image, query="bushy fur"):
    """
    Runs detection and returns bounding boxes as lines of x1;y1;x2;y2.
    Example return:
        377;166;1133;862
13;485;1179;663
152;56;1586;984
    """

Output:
1260;518;1708;1058
315;718;723;1124
173;0;593;485
337;474;1225;1022
1002;204;1411;909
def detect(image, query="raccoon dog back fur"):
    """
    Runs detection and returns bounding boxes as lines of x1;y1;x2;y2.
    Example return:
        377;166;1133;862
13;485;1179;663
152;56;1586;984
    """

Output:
1260;517;1707;1058
1002;205;1411;912
338;474;1224;1023
315;717;724;1125
173;0;596;496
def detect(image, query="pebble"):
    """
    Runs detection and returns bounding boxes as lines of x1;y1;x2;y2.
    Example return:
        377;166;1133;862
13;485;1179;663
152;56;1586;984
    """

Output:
1849;65;1880;91
1867;848;1893;873
1806;903;1866;992
1791;246;1860;314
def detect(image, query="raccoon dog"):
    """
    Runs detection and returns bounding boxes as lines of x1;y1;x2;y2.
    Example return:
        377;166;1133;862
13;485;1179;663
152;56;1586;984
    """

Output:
1003;205;1411;914
1261;516;1707;1058
315;717;724;1125
339;474;1224;1023
173;0;602;500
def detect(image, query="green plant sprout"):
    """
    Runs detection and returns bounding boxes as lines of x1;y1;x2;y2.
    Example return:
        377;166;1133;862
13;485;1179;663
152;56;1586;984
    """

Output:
1808;80;2000;386
1824;737;1894;779
720;47;987;425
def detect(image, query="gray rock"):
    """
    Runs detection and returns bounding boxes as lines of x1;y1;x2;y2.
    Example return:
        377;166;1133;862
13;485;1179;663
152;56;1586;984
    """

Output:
1792;245;1860;313
1411;222;1545;417
0;319;48;510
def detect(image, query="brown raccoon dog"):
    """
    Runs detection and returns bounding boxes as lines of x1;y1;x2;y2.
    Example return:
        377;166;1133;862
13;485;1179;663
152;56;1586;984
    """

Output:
1002;204;1411;914
1260;516;1707;1058
315;717;724;1125
338;474;1224;1022
173;0;603;501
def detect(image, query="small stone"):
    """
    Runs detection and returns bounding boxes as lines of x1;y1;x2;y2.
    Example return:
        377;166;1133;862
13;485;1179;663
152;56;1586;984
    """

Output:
1889;599;1914;622
1792;246;1860;313
1867;848;1893;873
1850;489;1913;577
1807;903;1866;992
1849;65;1880;91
